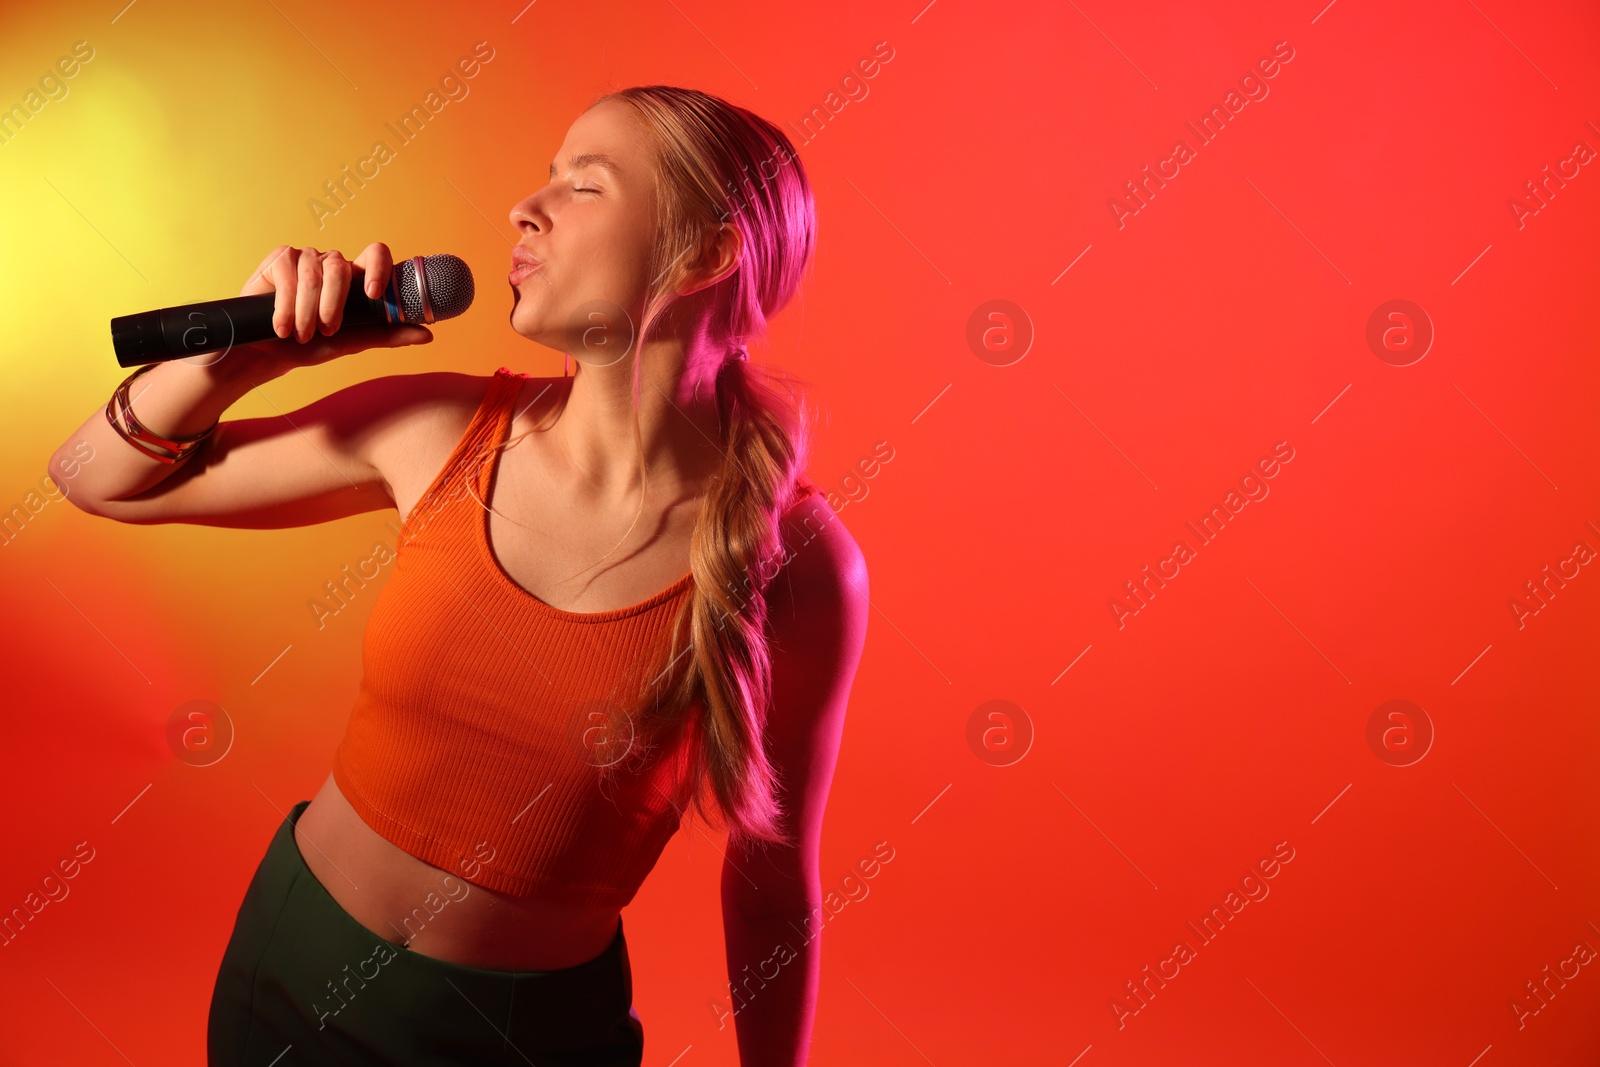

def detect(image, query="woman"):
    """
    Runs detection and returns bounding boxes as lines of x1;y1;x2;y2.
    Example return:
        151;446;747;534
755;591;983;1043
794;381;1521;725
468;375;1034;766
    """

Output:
53;86;868;1066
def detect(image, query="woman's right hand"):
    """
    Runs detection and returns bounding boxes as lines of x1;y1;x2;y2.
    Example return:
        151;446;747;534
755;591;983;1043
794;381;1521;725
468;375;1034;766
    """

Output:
232;242;434;373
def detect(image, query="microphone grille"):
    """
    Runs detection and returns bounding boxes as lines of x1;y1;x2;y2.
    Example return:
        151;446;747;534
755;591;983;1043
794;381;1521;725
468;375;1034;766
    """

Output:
394;254;475;323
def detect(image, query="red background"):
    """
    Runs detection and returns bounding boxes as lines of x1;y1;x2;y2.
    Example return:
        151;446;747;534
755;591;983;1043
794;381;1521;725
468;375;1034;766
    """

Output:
2;0;1598;1063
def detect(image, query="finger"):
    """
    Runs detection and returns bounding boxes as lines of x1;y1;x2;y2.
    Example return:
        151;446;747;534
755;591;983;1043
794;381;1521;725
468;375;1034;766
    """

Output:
353;241;395;300
270;246;300;339
320;250;351;335
294;247;325;343
372;325;433;347
309;324;430;362
242;244;293;297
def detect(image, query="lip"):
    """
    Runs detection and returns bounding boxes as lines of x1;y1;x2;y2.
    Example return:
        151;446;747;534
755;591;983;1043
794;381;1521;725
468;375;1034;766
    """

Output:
509;246;543;285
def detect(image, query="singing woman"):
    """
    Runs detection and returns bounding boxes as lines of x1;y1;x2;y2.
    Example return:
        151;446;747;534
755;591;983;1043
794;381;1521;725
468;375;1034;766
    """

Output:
52;85;868;1066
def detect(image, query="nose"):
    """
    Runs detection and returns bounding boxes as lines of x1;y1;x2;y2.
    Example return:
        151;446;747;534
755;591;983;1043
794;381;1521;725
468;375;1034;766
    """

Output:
509;192;545;235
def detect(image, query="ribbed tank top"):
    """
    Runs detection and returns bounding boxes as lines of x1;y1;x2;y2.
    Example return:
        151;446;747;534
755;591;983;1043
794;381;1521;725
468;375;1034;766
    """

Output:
330;366;700;907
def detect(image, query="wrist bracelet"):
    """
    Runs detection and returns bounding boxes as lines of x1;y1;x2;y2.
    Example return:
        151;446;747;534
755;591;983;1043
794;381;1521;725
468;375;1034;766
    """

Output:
104;364;219;464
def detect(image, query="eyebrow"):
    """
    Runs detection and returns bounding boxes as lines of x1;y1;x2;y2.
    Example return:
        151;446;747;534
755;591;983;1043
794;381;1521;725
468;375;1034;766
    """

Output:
549;152;624;179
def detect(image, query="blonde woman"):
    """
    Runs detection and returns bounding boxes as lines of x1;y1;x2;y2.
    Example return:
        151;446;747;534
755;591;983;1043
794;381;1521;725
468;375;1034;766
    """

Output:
54;85;868;1066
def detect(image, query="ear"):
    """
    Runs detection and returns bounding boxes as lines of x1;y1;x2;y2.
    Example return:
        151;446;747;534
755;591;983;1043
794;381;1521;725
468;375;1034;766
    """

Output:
678;222;744;298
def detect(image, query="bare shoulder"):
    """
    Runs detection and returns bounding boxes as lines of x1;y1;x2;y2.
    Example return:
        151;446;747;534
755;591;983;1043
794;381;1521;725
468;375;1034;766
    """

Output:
767;489;870;626
356;369;487;432
369;370;568;516
360;370;487;490
762;490;870;738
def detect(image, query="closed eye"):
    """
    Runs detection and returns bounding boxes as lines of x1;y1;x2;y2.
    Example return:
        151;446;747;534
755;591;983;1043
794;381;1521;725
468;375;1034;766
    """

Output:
574;187;599;194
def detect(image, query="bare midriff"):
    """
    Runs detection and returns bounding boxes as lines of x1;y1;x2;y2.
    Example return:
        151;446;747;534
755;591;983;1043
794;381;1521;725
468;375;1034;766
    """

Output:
292;772;624;972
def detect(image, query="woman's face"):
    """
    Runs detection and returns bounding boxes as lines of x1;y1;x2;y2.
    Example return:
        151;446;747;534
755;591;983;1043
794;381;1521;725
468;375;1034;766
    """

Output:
507;99;661;365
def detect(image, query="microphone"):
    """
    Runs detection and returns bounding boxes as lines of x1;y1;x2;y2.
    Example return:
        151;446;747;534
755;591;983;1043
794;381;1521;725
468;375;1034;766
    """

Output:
110;253;476;367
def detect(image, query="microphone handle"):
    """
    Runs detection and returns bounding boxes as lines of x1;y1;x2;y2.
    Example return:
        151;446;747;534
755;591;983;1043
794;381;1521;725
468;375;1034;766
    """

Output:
110;273;408;367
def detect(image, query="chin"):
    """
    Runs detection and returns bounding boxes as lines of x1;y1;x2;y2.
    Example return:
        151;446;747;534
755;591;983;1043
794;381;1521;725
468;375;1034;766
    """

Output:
508;305;542;338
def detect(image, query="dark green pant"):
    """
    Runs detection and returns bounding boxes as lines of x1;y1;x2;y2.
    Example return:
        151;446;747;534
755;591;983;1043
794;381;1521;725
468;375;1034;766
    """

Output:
206;799;645;1066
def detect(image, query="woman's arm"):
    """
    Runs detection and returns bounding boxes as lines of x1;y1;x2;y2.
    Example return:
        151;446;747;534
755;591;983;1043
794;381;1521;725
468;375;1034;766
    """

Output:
50;242;436;526
56;369;472;529
720;492;870;1066
51;351;288;513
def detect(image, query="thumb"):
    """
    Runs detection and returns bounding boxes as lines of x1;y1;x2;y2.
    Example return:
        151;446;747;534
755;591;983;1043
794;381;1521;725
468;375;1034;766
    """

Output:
390;325;433;346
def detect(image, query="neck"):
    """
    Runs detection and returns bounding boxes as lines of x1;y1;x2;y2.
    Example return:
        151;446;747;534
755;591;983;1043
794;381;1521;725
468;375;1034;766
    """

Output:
544;333;728;505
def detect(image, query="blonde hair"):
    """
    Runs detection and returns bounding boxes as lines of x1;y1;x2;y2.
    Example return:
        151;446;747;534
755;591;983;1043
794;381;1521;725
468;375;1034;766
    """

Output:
484;86;821;849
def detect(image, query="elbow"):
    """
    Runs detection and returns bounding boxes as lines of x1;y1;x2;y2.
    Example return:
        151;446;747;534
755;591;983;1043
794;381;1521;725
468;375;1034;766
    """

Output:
40;457;105;518
46;439;107;517
49;472;112;520
56;485;107;519
66;496;160;525
46;430;180;524
61;497;130;527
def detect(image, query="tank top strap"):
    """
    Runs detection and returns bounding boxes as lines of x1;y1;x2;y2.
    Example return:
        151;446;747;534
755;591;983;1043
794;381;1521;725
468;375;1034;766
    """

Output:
470;366;531;497
401;367;528;544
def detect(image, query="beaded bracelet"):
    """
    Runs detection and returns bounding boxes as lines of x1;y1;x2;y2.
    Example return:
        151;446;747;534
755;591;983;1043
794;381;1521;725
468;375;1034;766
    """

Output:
104;363;219;464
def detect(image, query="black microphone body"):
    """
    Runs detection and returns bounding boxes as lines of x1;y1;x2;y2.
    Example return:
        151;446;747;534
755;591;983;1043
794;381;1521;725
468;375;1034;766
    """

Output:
110;253;475;367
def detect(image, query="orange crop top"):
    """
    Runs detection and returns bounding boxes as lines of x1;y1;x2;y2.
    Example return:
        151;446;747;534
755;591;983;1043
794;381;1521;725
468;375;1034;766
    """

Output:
331;367;701;907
